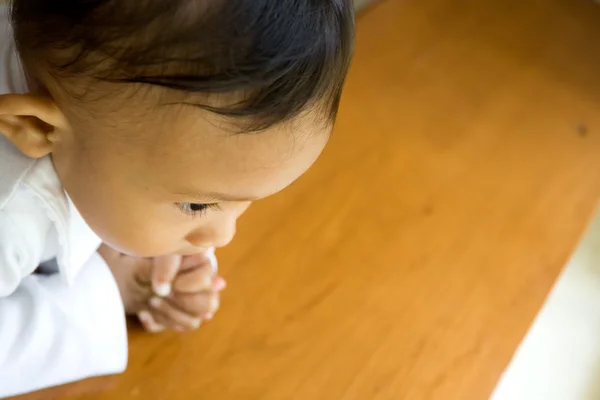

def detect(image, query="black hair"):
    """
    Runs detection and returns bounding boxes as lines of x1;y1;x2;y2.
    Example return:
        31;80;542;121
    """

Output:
10;0;354;131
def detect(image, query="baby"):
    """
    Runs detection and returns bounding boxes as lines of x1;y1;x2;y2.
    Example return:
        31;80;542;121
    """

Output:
0;0;354;397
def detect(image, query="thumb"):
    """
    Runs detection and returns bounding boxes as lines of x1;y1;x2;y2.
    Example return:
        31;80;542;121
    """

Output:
151;254;182;297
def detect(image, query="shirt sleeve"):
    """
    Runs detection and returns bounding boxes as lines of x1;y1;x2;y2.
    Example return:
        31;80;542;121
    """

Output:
0;251;128;398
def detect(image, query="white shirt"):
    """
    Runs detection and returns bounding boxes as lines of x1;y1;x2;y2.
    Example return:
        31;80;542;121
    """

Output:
0;5;127;397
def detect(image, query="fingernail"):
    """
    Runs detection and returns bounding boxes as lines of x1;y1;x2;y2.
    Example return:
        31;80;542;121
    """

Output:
138;310;166;333
210;297;219;310
206;248;218;272
149;297;161;308
191;319;202;329
204;312;214;321
213;276;227;291
138;310;151;323
149;324;166;333
154;282;171;297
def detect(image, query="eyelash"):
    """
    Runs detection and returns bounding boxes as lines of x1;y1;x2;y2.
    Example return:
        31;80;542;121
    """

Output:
176;203;221;218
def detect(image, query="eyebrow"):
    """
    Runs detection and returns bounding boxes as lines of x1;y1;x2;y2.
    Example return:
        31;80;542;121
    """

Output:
175;191;260;203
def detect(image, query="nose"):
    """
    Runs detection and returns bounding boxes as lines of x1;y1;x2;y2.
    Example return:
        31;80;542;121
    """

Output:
185;215;237;249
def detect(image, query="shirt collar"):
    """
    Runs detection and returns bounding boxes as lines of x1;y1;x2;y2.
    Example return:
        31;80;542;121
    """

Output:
23;157;101;285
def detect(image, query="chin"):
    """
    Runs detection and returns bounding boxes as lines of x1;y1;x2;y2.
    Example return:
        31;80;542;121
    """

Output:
100;241;165;259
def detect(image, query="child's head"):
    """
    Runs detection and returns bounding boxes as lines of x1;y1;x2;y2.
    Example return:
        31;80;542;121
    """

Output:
1;0;354;257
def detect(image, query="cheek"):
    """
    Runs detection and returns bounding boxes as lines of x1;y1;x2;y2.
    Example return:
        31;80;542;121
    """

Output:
59;166;183;256
51;133;193;256
82;203;190;257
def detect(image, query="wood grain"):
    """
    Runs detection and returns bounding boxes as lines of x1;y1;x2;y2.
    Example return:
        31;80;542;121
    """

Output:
12;0;600;399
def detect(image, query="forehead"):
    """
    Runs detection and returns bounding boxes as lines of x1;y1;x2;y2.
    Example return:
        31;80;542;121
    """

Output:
154;106;329;197
76;96;331;200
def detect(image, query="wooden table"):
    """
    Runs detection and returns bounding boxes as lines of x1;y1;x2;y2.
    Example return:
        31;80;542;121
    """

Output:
13;0;600;399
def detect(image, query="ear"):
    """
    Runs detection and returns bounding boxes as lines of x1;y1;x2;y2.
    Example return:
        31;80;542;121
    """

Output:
0;93;68;158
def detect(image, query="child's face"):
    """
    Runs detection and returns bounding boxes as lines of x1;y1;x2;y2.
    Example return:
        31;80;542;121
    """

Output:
46;85;330;257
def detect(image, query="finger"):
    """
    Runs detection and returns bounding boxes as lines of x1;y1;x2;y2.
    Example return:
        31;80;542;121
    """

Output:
149;297;202;330
126;257;154;288
213;276;227;291
173;264;214;293
151;255;182;297
173;271;226;294
138;310;166;333
180;248;217;272
167;291;220;317
146;309;187;332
